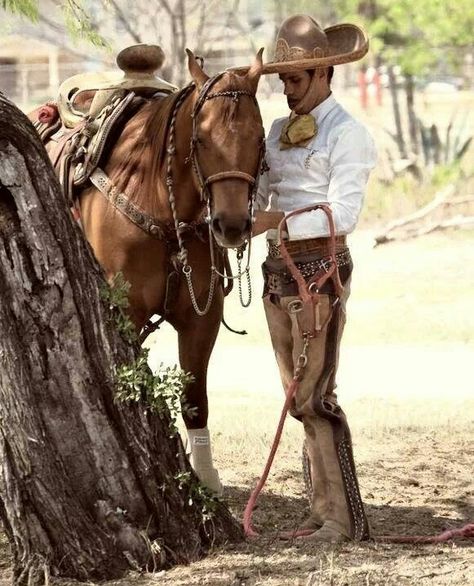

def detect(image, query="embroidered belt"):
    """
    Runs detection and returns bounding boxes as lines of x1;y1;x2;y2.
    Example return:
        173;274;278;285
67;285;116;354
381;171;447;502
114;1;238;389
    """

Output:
267;235;347;259
263;249;352;298
294;249;352;280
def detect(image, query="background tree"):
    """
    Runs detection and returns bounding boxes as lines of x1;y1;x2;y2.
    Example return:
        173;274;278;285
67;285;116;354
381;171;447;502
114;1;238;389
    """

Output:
0;92;241;585
338;0;474;163
1;0;267;87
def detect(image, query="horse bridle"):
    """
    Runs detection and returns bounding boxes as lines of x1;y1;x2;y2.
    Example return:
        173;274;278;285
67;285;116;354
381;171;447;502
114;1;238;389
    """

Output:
188;72;266;209
165;73;265;316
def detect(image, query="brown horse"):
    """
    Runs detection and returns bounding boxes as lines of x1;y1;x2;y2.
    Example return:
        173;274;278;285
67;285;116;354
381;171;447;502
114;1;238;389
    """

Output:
35;50;265;494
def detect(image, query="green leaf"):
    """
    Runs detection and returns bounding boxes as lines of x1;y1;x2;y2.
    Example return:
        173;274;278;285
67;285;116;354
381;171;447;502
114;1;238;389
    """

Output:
1;0;38;20
61;0;110;49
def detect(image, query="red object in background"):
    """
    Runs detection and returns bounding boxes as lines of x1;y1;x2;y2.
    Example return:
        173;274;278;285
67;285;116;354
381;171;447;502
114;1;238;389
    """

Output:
358;68;368;109
373;69;383;106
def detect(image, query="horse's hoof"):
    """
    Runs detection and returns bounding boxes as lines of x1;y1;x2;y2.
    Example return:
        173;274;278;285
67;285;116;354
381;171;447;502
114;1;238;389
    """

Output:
195;466;224;497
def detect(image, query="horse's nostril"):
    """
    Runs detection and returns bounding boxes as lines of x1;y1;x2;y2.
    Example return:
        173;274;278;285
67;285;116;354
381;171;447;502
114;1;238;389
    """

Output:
211;215;251;243
212;218;223;234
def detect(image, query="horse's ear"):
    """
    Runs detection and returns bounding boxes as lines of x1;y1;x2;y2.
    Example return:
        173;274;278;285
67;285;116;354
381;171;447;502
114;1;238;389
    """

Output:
247;47;264;91
186;48;209;88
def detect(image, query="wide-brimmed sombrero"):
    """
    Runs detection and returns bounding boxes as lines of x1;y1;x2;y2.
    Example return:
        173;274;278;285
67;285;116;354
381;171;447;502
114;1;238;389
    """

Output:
231;14;368;75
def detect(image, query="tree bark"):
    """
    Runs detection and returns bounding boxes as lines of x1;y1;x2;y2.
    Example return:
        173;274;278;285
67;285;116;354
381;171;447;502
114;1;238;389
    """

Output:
387;64;407;158
405;73;419;155
0;94;241;585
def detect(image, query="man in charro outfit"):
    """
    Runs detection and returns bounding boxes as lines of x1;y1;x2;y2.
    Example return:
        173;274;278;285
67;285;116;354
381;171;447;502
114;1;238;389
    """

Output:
253;15;377;542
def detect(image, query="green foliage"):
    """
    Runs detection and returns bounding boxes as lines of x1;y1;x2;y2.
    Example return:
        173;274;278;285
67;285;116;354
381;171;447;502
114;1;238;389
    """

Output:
174;471;218;523
116;350;195;434
99;272;137;343
2;0;110;48
1;0;38;20
418;115;473;170
336;0;474;75
61;0;110;49
430;163;462;188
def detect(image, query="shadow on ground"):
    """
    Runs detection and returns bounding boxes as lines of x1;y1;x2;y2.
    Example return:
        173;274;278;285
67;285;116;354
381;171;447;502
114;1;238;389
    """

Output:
223;485;474;546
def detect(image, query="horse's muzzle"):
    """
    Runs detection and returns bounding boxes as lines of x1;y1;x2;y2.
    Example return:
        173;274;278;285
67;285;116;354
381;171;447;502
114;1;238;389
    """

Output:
211;215;251;248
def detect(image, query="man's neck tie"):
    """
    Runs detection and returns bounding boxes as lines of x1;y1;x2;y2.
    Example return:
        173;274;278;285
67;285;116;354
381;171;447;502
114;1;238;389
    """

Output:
279;113;317;150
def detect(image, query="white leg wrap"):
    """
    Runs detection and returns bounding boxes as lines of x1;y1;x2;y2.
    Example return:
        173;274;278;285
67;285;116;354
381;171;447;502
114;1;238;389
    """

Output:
187;427;223;496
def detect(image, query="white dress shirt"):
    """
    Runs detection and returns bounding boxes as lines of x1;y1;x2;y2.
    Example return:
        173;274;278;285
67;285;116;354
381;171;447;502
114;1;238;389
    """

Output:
256;94;377;240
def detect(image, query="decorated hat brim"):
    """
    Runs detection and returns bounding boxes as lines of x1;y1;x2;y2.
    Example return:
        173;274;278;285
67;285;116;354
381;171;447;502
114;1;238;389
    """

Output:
230;23;368;76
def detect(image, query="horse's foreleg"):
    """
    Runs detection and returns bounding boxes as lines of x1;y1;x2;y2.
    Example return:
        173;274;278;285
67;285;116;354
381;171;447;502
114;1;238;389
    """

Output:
174;288;224;495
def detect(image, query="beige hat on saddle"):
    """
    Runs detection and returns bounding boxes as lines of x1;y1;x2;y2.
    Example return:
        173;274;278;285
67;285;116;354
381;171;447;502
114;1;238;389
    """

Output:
58;44;177;127
263;14;368;74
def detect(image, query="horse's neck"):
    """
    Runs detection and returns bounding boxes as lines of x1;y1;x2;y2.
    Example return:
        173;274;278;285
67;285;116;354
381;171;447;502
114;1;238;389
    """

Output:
101;91;202;225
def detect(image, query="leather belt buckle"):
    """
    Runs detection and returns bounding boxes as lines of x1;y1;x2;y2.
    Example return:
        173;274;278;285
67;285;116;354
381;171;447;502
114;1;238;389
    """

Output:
288;299;303;313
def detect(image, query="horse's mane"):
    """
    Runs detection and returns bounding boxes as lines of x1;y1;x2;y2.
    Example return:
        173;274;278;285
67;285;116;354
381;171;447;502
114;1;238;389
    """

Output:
112;89;188;202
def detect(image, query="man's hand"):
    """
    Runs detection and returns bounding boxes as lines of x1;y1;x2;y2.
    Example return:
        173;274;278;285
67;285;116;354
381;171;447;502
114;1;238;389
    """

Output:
252;211;285;237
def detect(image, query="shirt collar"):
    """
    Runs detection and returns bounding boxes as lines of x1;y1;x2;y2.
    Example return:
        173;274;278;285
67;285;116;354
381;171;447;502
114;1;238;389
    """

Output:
309;93;337;124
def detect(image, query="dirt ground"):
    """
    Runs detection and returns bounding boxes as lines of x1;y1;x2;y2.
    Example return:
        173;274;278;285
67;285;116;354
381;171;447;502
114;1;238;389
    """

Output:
1;431;471;586
1;231;473;585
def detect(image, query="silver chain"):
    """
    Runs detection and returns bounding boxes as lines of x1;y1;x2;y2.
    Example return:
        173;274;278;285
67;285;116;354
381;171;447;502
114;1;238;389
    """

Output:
294;334;311;381
237;247;252;307
183;265;218;316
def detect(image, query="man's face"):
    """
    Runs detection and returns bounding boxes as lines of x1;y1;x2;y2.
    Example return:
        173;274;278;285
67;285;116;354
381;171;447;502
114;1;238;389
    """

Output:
279;70;312;111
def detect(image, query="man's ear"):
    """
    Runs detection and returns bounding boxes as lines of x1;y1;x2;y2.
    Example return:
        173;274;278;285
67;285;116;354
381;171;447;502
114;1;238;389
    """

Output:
186;48;209;88
315;67;328;80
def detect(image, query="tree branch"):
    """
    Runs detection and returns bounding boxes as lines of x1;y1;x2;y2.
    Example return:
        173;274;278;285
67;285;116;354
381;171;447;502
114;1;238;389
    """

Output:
106;0;143;44
374;177;474;246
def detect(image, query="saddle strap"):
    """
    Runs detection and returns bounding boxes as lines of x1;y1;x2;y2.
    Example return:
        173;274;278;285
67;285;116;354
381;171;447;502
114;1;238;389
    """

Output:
90;168;172;238
90;168;206;243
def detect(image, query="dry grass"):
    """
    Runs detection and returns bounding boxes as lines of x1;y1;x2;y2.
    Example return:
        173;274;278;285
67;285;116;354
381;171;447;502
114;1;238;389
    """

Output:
140;230;474;585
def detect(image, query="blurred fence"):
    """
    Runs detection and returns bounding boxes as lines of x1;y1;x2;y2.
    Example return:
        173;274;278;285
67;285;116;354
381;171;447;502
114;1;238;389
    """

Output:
0;57;360;110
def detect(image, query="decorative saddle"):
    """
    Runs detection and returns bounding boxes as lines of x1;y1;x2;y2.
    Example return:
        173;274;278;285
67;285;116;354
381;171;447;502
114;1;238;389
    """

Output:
32;44;177;204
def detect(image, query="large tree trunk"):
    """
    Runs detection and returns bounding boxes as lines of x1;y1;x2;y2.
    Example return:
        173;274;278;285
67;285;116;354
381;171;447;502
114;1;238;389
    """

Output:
0;94;241;585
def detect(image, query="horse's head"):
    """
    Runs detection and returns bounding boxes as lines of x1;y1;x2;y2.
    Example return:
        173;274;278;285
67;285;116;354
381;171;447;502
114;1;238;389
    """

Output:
187;50;265;248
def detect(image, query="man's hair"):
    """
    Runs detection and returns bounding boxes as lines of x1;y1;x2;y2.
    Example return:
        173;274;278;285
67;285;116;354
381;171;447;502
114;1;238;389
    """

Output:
308;66;335;85
328;66;334;85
